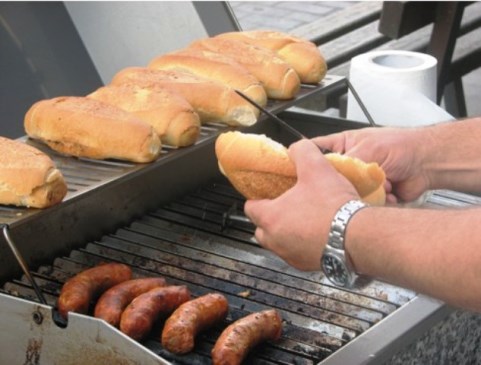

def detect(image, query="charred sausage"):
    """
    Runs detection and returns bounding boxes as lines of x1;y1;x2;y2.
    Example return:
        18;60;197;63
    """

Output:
120;285;191;341
94;277;167;327
211;309;283;365
57;262;132;319
161;293;229;354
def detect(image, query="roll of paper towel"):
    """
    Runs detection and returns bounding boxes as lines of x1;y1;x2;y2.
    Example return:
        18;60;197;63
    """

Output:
347;50;453;126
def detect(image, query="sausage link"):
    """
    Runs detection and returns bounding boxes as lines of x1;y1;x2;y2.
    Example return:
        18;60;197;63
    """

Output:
161;293;229;354
57;262;132;319
211;309;283;365
120;285;191;341
94;277;167;327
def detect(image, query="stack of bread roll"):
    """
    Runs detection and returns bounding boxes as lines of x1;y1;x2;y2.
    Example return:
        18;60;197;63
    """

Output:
1;30;327;208
23;29;326;160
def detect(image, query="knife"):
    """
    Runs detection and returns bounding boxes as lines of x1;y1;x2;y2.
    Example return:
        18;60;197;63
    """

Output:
234;89;311;140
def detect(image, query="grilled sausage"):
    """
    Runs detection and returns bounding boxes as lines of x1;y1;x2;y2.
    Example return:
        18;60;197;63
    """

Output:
161;293;229;354
211;309;283;365
57;262;132;319
120;285;191;340
94;277;167;327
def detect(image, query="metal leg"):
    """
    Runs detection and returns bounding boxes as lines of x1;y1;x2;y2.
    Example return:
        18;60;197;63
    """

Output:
443;78;467;117
427;3;465;104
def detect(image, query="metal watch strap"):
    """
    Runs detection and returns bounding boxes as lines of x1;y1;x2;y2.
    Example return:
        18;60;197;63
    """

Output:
328;200;369;250
322;200;369;287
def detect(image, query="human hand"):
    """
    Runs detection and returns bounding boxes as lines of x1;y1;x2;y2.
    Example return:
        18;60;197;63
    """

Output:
312;127;430;203
244;139;359;271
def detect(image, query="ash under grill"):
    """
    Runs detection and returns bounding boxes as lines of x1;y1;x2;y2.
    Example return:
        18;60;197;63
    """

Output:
1;179;415;365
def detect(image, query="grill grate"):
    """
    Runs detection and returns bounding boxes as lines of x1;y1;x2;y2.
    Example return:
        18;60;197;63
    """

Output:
1;179;417;365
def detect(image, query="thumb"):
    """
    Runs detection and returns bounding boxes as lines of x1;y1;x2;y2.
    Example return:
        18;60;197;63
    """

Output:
288;139;335;183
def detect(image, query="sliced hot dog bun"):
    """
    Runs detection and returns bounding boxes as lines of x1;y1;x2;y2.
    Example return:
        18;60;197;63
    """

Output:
111;67;258;127
0;136;67;208
88;84;200;147
24;96;161;163
215;131;386;205
148;48;268;108
216;131;296;200
216;30;327;84
188;37;301;100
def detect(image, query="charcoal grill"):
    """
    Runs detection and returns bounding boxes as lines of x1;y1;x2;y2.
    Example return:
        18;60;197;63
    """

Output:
1;76;480;364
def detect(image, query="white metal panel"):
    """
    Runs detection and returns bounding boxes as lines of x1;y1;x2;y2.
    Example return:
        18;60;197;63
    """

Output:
0;293;169;364
65;1;209;84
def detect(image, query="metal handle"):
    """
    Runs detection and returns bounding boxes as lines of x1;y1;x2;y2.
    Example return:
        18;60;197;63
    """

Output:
1;224;47;304
346;78;378;127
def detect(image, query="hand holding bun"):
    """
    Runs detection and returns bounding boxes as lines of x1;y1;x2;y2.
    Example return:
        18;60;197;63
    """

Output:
215;131;386;205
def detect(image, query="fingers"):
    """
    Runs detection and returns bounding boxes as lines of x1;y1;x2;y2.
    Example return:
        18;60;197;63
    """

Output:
244;199;269;229
311;132;347;153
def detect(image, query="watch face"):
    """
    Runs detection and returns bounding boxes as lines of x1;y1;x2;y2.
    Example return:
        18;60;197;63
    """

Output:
322;253;350;287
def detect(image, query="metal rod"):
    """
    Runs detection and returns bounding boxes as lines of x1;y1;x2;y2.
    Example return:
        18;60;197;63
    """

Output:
346;78;378;127
1;224;47;305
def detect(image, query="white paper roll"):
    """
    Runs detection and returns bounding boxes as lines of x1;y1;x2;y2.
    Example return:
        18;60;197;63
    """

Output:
347;50;453;126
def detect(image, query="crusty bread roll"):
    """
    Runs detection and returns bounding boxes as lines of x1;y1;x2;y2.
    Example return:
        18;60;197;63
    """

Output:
24;96;161;163
215;131;386;205
110;67;258;127
0;136;67;208
148;48;267;108
216;30;327;84
88;84;200;147
188;37;301;100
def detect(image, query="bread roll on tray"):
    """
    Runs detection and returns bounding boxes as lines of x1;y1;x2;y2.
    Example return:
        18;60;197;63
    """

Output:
148;48;267;108
215;131;386;205
88;84;200;147
216;30;327;84
189;37;301;100
0;136;67;208
110;67;258;127
24;96;161;163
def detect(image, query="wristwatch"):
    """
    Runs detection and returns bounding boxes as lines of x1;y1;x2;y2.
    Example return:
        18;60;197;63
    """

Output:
321;200;369;288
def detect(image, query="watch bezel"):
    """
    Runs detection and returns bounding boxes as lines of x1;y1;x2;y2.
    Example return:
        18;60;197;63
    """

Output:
321;248;356;287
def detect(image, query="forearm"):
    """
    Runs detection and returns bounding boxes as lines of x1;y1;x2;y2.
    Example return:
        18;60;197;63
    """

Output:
422;117;481;193
347;206;481;311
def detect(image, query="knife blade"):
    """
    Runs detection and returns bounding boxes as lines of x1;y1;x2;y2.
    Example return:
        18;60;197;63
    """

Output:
234;89;331;153
234;89;309;140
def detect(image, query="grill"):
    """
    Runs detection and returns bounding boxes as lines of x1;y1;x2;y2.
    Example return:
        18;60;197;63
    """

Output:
1;75;479;364
2;179;416;364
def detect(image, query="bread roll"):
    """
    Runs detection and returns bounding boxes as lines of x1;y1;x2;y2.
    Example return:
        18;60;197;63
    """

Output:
216;30;327;84
0;136;67;208
88;84;200;147
215;131;386;205
24;96;161;163
189;37;301;100
111;67;258;127
148;48;267;108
